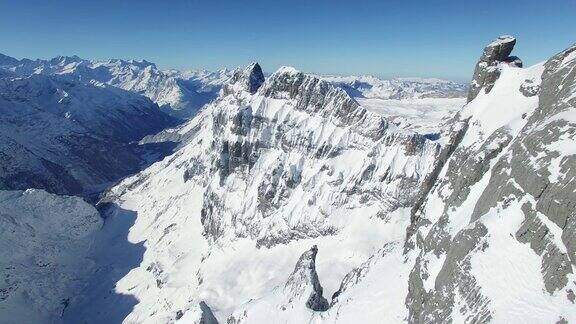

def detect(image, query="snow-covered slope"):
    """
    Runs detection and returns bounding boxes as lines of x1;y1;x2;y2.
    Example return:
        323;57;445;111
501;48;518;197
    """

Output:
0;72;176;197
0;189;102;324
402;40;576;323
0;54;231;118
83;37;576;323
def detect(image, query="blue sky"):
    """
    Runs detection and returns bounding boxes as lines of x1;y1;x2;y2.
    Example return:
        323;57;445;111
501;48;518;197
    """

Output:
0;0;574;81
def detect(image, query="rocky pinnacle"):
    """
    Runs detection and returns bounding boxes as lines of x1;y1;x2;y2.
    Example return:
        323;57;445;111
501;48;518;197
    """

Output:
284;245;330;311
467;35;523;102
226;62;265;94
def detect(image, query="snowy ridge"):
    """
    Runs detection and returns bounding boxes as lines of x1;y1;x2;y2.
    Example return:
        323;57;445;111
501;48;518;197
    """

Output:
0;53;231;118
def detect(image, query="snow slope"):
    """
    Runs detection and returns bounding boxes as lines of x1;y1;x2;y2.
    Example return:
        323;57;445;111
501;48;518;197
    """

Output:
0;189;102;324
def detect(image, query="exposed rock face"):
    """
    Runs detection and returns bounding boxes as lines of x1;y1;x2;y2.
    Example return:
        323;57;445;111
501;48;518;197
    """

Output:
284;245;329;311
199;301;219;324
223;62;265;95
519;78;541;97
467;35;523;102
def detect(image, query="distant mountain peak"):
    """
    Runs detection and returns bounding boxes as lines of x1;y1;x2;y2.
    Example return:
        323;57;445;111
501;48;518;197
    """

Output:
0;53;21;66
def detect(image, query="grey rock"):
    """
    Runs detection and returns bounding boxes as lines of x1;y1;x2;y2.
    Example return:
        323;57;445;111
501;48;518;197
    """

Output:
407;221;492;323
285;245;329;311
199;301;219;324
467;35;521;102
224;62;265;94
519;78;540;97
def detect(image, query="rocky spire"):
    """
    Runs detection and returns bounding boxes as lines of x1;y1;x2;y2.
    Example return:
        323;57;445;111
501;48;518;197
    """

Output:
225;62;265;94
198;301;219;324
284;245;330;311
244;62;265;93
467;35;523;102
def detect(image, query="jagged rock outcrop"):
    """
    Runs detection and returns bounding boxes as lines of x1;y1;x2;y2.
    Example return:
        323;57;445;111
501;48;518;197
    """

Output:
223;62;265;95
284;245;329;311
198;301;219;324
467;35;523;102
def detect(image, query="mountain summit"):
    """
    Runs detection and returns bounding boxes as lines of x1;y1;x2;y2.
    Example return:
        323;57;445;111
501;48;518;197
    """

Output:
467;35;523;102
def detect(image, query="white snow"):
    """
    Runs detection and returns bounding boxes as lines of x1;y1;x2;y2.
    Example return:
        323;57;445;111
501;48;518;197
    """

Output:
357;97;465;134
0;189;102;323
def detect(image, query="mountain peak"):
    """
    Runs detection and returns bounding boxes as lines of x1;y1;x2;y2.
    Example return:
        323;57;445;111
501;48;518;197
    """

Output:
225;62;265;94
49;55;83;65
0;53;21;66
284;245;329;311
467;35;523;102
244;62;265;93
274;66;300;75
483;35;516;62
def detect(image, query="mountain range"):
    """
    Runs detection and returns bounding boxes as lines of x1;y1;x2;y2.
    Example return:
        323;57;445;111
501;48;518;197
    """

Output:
1;35;575;323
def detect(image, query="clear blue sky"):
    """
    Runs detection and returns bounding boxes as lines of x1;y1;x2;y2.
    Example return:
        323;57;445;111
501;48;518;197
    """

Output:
1;0;574;81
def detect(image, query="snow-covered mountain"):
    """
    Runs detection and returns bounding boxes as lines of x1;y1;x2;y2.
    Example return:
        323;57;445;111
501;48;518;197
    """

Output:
95;37;574;323
74;62;439;323
323;75;467;100
2;36;576;324
0;53;231;118
0;71;177;197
